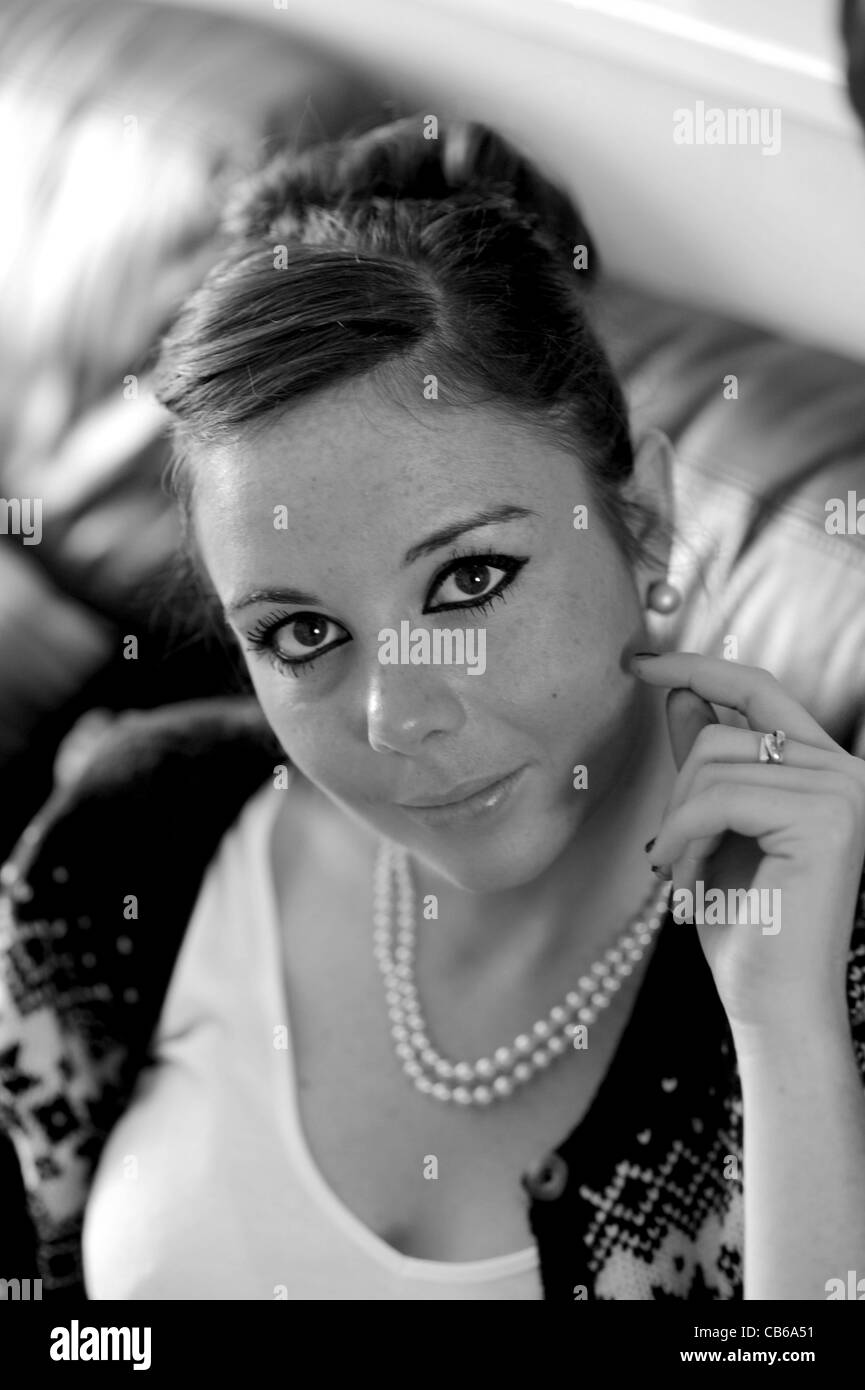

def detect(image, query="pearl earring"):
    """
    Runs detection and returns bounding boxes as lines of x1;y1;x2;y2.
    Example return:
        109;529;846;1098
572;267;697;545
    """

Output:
646;579;681;614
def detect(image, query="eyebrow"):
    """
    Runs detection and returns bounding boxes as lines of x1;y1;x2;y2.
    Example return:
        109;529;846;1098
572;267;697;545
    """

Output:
400;504;537;566
224;503;537;617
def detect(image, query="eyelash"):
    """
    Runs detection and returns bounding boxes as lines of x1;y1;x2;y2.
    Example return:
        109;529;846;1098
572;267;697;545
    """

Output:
244;547;528;678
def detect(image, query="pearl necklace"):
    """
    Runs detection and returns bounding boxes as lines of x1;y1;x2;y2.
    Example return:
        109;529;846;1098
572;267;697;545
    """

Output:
373;839;672;1106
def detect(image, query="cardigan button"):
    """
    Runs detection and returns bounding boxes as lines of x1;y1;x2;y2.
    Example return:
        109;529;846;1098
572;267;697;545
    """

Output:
522;1151;569;1201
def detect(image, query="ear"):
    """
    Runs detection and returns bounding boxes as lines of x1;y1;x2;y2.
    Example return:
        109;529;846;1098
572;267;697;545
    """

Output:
621;426;676;586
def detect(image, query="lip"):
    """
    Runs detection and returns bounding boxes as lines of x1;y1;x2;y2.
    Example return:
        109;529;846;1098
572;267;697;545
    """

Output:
396;766;525;827
398;769;519;808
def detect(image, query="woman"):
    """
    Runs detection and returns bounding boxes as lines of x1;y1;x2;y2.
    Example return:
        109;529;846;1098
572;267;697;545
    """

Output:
2;115;865;1302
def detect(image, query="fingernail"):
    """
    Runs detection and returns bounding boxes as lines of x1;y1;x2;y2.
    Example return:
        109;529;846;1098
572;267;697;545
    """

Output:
644;837;656;853
650;864;672;881
630;651;660;667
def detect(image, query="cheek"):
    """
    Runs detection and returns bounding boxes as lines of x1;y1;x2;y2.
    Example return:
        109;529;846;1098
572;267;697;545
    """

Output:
482;553;637;718
245;660;322;750
246;662;358;791
484;570;643;807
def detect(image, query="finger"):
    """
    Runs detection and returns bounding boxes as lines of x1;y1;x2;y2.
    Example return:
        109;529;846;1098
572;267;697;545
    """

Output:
659;782;804;920
666;687;719;771
652;772;861;873
663;689;720;903
630;652;840;752
659;724;844;835
657;760;828;878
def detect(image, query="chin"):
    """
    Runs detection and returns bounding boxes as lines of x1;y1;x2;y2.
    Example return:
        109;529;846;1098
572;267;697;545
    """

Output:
404;804;580;895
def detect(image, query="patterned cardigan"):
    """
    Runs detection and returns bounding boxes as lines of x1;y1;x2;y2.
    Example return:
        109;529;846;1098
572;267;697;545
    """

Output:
1;696;864;1302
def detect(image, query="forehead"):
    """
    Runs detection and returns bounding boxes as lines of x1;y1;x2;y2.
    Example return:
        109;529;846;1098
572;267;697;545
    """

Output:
195;376;575;530
190;378;588;600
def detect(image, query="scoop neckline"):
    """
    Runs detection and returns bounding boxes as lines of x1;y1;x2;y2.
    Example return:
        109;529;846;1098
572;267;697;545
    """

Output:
248;773;674;1278
250;774;540;1281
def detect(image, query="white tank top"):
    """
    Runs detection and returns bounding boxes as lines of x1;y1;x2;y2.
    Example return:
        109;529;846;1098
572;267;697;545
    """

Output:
82;777;543;1299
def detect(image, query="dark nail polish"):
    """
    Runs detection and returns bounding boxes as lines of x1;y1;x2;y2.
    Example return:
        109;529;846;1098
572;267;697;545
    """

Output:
645;838;656;853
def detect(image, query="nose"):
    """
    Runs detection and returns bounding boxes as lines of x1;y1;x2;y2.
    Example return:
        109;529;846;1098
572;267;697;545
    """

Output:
363;656;466;754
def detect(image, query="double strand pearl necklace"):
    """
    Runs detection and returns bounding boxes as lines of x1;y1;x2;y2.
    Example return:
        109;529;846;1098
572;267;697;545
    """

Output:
373;839;672;1107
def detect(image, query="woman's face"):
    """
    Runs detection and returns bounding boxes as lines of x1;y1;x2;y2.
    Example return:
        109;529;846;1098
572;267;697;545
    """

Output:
193;374;659;892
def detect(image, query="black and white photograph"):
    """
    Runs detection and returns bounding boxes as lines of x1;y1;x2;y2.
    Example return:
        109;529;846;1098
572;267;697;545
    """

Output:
2;0;865;1351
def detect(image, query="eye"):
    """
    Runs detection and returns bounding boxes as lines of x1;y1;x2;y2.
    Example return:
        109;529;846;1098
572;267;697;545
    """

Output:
425;551;527;615
244;610;349;674
241;548;528;678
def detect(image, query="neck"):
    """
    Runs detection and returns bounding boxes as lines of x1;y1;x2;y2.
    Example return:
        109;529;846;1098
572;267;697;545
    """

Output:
411;685;675;976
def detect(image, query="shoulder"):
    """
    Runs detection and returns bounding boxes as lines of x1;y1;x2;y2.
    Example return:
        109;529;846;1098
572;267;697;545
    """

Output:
0;696;284;1050
4;695;281;880
0;696;284;1294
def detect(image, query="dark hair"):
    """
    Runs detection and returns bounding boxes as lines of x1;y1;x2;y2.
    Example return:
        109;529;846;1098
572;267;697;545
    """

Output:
153;113;659;568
